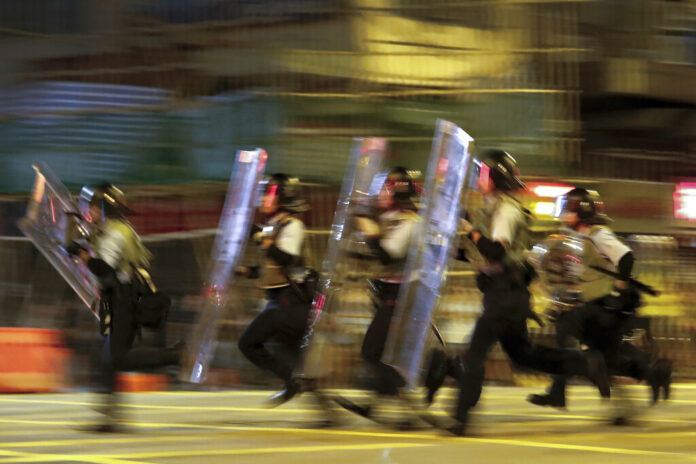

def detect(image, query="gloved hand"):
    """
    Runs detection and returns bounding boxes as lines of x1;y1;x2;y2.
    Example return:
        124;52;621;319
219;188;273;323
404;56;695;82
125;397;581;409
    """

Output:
354;216;380;238
458;218;474;235
249;224;263;240
235;266;259;279
604;284;640;314
527;311;545;328
544;308;563;324
475;272;491;292
66;241;87;257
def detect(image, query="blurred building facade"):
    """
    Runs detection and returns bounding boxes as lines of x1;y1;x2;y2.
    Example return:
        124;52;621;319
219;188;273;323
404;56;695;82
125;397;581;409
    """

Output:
3;0;696;390
0;0;695;191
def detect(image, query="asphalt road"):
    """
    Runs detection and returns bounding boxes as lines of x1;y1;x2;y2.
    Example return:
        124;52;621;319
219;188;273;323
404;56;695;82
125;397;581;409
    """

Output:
0;385;694;464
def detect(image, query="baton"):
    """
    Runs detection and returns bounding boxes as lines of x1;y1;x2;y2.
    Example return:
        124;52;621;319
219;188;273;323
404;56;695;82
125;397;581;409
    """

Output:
589;265;660;297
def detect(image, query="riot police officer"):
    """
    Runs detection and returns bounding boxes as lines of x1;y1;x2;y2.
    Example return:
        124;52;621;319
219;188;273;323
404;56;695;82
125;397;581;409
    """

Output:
77;184;182;432
449;151;611;436
527;188;672;410
237;174;311;407
334;167;420;423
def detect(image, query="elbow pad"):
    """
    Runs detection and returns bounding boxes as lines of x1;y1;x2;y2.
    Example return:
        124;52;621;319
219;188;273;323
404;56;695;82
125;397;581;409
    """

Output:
617;252;634;281
456;248;469;262
268;244;295;267
87;258;118;291
474;235;506;262
366;237;393;265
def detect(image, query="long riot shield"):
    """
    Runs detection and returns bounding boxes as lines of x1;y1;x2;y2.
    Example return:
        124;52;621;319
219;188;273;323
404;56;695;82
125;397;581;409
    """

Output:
382;120;475;389
297;137;387;379
180;149;267;384
18;162;99;315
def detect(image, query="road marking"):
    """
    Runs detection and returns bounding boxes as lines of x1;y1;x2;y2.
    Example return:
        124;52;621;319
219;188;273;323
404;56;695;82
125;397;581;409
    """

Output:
0;448;155;464
101;442;434;460
0;415;693;461
0;432;238;449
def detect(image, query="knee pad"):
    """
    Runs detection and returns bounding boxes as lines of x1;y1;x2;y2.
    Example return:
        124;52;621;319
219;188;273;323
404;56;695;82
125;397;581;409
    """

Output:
423;348;448;391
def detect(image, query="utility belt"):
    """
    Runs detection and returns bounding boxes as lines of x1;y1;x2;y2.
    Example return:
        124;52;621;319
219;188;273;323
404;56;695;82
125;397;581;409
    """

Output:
367;278;401;307
264;284;310;305
545;292;639;334
476;260;535;293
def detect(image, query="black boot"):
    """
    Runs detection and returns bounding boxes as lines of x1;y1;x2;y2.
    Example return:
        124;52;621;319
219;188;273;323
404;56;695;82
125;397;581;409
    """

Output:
423;349;449;405
584;350;611;398
85;393;122;433
647;358;672;404
304;380;343;428
526;393;566;409
333;396;373;419
266;378;302;408
444;412;468;437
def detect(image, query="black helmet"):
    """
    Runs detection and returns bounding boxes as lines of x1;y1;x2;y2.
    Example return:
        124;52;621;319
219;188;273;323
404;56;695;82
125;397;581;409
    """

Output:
555;187;610;225
80;183;132;220
262;173;309;214
477;149;525;191
382;166;417;210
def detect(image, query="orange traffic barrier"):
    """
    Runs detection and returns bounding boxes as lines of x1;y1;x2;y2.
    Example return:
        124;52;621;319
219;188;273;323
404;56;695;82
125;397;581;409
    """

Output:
116;373;169;392
0;328;71;393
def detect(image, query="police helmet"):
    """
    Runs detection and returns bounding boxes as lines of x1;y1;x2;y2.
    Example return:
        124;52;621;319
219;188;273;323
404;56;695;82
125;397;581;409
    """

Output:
555;187;611;225
80;183;132;220
475;149;525;192
382;166;417;210
262;173;309;214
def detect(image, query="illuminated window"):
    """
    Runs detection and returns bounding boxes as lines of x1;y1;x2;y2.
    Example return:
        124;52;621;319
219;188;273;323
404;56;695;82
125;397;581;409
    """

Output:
527;183;574;198
674;183;696;221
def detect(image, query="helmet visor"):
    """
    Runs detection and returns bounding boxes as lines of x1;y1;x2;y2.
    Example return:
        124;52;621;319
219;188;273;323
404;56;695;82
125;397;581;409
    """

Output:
554;195;568;219
467;157;488;192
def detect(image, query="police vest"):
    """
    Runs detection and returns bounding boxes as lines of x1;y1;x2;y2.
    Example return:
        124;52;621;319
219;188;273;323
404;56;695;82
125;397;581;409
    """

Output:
578;225;618;302
374;209;420;282
95;219;152;283
260;215;305;289
471;194;531;271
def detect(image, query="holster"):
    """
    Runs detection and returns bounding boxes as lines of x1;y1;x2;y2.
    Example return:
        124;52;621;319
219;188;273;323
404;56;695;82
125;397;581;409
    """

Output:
367;279;400;308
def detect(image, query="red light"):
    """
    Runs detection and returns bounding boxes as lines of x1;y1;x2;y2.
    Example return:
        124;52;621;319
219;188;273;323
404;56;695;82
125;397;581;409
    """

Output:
313;293;326;312
527;183;574;198
479;163;490;191
437;157;449;175
263;184;278;209
310;294;327;321
257;150;268;172
674;182;696;221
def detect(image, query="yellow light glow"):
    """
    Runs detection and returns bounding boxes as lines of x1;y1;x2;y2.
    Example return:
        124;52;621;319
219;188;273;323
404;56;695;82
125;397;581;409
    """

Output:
532;185;574;198
534;201;556;216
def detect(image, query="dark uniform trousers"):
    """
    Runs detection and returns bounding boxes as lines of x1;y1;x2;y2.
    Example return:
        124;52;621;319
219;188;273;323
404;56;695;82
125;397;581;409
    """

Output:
456;274;591;420
360;281;406;396
545;299;652;400
100;282;179;394
238;286;311;383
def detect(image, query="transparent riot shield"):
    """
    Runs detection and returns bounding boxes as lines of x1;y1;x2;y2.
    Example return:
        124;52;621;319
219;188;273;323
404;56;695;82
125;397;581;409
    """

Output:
18;162;100;315
180;149;268;384
382;120;475;389
527;233;586;306
297;137;387;379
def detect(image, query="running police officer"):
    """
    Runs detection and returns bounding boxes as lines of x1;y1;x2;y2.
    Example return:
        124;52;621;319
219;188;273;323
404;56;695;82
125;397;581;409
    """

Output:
76;184;182;432
334;167;420;422
237;174;311;407
449;151;611;436
527;188;672;410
